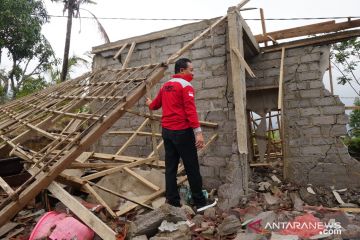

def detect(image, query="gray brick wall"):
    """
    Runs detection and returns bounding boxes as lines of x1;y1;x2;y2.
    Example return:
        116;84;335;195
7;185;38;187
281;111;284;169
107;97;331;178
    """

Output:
248;45;360;188
92;20;235;190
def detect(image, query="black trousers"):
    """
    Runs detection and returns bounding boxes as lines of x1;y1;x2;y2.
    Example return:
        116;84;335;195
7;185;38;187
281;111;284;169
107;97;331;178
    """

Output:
162;127;206;207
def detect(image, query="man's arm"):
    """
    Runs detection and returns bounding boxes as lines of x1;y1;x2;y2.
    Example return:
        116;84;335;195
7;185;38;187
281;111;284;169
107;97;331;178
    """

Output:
182;86;204;149
146;88;162;110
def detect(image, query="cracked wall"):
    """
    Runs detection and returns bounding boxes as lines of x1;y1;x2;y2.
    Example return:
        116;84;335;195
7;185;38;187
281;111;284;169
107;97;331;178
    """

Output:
92;20;245;203
248;45;360;188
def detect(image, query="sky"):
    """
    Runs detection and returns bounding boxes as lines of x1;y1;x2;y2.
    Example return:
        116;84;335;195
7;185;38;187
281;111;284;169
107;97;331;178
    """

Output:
4;0;360;105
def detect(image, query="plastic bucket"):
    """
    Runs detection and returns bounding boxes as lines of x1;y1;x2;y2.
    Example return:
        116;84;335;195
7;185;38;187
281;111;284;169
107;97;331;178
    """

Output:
29;211;67;240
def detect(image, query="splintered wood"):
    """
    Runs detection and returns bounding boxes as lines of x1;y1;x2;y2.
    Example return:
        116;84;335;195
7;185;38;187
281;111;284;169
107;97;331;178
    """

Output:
0;63;167;225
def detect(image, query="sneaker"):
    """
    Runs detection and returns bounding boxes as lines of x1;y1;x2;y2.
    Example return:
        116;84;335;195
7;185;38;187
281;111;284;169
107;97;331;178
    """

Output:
195;198;218;213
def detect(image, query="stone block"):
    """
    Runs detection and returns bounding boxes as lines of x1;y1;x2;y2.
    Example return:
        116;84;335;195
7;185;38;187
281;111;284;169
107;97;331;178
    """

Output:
302;126;321;136
310;97;336;106
301;146;324;156
299;89;321;98
192;48;213;59
300;52;321;63
322;106;345;115
203;76;227;89
162;44;181;55
300;107;320;116
203;156;227;167
297;71;320;81
312;115;335;125
205;56;226;66
309;81;323;89
200;166;215;177
336;114;349;124
331;124;346;136
170;33;194;44
196;88;225;100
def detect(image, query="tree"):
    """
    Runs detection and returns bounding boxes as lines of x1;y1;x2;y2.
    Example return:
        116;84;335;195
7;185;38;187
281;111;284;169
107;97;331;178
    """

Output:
331;38;360;97
345;98;360;160
52;0;109;82
0;0;58;100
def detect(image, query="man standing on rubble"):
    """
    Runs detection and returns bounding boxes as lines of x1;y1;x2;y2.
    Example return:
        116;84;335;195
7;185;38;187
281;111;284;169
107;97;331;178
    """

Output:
146;58;208;209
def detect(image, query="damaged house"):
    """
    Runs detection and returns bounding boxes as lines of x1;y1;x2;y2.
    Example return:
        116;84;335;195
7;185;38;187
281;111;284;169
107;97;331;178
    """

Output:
0;0;359;238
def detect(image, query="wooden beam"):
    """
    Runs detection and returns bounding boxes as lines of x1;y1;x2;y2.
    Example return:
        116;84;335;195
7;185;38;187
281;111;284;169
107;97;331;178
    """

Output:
166;0;250;64
116;176;187;216
262;29;360;53
81;157;157;181
122;42;136;69
247;85;278;91
345;106;360;110
260;8;267;47
123;167;161;191
87;181;154;210
236;11;260;55
328;57;334;94
227;7;248;154
0;177;14;197
277;48;286;110
0;66;167;226
47;182;117;240
255;19;360;43
83;183;117;218
113;42;129;60
231;47;256;77
116;118;150;155
109;130;161;137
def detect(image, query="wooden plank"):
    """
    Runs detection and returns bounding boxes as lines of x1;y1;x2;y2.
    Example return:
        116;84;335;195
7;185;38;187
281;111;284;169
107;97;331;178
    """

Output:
87;181;154;210
328;57;334;94
0;66;167;226
277;48;286;110
113;42;129;60
116;118;150;155
262;29;360;53
110;130;161;137
116;176;187;216
0;222;19;237
247;85;278;91
260;8;267;47
0;177;14;196
121;42;136;69
4;227;24;239
123;167;161;191
236;10;260;55
83;183;117;218
47;182;117;240
231;47;256;77
81;157;157;181
345;106;360;110
124;109;219;128
255;20;336;43
166;0;250;64
227;7;248;154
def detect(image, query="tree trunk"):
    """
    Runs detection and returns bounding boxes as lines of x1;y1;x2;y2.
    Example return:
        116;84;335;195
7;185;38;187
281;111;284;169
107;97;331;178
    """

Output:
60;0;75;82
10;58;17;99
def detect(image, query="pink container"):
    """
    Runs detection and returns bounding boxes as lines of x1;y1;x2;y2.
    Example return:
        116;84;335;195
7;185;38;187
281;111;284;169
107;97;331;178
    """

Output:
29;211;94;240
29;211;67;240
49;216;94;240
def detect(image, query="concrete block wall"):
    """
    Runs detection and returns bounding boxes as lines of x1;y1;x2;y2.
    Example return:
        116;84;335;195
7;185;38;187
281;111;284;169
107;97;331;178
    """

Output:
91;19;238;191
248;45;360;188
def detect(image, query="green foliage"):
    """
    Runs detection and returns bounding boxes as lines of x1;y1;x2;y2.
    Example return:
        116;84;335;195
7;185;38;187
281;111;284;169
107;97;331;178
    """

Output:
0;0;48;60
16;77;49;98
349;98;360;132
331;38;360;96
0;0;59;100
344;98;360;160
